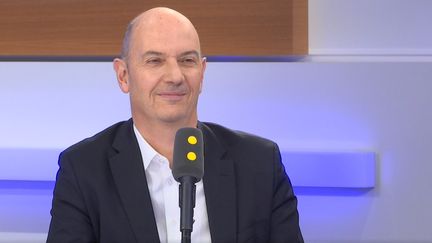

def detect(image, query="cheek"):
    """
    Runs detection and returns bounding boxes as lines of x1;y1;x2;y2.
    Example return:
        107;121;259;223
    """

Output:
186;71;204;91
128;72;156;95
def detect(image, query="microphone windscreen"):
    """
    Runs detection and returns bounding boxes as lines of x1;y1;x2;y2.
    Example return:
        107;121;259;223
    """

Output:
172;127;204;182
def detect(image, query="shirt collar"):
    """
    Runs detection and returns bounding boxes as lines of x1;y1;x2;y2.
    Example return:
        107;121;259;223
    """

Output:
133;123;159;170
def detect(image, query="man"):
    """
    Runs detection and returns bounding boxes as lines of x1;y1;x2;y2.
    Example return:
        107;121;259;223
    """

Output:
47;7;303;243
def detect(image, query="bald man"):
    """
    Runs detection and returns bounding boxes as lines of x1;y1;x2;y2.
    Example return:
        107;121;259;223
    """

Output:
47;7;303;243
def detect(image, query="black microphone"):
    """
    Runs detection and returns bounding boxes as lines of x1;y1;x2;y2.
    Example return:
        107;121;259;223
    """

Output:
172;127;204;243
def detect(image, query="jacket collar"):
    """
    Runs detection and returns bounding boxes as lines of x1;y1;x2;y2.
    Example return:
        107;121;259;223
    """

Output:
109;119;160;242
199;122;237;243
108;119;237;243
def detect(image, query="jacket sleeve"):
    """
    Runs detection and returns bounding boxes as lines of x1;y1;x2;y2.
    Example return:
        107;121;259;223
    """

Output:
270;144;304;243
46;152;96;243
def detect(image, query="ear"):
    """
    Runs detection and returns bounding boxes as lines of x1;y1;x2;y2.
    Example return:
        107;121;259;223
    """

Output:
199;57;207;93
113;58;130;93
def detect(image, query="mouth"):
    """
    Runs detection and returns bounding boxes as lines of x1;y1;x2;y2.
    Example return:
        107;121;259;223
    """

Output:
157;92;187;102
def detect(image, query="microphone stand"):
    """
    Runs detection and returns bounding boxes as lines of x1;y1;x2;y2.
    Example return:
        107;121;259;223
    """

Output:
179;176;197;243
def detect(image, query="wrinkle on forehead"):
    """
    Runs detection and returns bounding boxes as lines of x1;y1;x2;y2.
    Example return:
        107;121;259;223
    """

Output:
121;7;201;62
132;7;201;50
121;7;202;60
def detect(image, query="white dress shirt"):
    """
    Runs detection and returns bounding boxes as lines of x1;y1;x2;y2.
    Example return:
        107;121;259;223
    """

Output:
133;125;211;243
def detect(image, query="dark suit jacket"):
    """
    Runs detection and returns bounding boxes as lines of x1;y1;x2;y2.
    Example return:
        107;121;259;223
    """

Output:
47;119;303;243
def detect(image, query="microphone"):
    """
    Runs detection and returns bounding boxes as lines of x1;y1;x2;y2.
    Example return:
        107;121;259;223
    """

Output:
172;127;204;243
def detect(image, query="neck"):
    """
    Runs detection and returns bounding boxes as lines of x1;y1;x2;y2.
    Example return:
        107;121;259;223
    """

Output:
133;116;197;166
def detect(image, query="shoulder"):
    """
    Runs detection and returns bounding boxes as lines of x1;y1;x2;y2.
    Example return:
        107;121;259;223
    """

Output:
61;120;129;160
200;122;280;172
201;121;278;152
56;120;133;187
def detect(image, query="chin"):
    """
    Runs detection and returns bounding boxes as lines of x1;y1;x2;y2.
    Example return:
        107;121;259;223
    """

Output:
158;112;190;124
154;105;197;124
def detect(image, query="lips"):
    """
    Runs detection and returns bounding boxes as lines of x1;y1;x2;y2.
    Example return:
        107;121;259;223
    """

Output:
157;91;187;101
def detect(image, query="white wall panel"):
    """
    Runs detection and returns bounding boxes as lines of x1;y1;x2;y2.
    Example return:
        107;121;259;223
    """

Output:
0;62;130;149
310;0;432;54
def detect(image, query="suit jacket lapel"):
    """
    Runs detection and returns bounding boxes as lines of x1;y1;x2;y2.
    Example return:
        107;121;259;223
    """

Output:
108;120;159;243
106;120;237;242
200;122;237;243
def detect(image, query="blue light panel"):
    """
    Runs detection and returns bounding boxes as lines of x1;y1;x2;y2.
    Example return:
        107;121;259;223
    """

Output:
282;151;376;188
0;148;376;188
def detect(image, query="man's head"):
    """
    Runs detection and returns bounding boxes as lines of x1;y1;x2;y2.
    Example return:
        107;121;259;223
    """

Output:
113;7;206;127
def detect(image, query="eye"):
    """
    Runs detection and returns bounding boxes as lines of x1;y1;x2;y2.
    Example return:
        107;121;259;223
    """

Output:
180;56;198;65
146;57;163;65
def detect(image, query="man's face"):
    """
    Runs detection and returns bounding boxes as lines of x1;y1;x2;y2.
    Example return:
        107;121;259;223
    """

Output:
115;15;206;125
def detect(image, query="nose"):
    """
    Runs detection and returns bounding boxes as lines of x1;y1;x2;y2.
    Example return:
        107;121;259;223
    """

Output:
164;58;184;85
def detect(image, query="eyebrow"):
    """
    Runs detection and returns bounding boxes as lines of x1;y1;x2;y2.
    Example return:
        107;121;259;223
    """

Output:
140;50;201;59
179;50;201;58
141;51;164;59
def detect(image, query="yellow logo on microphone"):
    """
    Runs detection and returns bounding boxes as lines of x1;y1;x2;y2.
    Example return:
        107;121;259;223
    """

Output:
188;136;197;145
187;152;197;161
186;135;198;161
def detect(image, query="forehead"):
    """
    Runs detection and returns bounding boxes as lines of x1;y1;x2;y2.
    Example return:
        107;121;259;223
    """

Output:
130;13;201;56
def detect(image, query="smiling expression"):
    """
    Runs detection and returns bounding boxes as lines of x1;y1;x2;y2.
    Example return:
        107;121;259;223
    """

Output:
114;8;206;126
